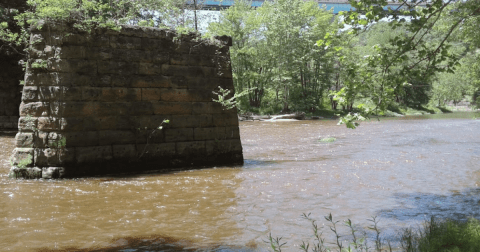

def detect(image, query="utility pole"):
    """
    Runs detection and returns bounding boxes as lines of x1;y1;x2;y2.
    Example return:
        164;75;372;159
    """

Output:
194;0;198;31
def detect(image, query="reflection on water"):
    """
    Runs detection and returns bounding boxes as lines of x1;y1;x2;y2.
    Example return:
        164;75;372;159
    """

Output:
1;113;479;251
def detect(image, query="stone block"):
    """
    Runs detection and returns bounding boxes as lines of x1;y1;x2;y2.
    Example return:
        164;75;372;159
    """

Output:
76;145;113;164
20;102;49;117
194;127;226;141
132;101;155;115
25;72;104;87
141;37;173;51
206;139;243;156
112;144;137;159
136;142;175;158
110;36;142;50
150;52;170;64
39;86;75;101
153;102;192;115
47;132;66;148
161;65;215;77
42;167;66;179
94;116;117;130
118;25;144;37
9;167;42;179
49;59;97;74
18;116;38;132
161;89;212;102
112;75;171;88
34;148;59;166
98;130;137;145
37;117;61;131
164;128;193;142
15;132;34;148
82;87;101;101
111;49;145;62
82;117;99;131
12;148;34;167
171;76;188;89
58;148;75;164
225;126;240;139
64;131;99;147
192;102;225;115
138;63;162;75
98;61;138;75
95;87;140;103
135;128;165;144
85;47;113;61
134;115;169;130
56;46;86;59
176;141;206;156
62;33;93;46
168;114;213;128
98;102;132;116
170;54;215;67
141;88;161;101
34;131;48;148
59;117;84;131
213;113;239;127
116;116;137;130
21;86;38;102
53;102;99;117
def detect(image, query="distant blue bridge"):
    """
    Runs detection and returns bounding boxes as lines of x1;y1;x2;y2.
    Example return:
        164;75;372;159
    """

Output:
200;0;426;13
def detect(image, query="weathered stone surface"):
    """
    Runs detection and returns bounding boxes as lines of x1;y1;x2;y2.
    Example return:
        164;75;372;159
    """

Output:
15;132;34;148
213;113;239;126
168;114;213;128
11;24;242;179
206;139;243;156
113;144;137;159
165;128;194;142
98;130;137;145
153;102;192;115
194;127;226;141
12;148;34;166
98;61;138;75
136;143;175;158
176;141;206;156
19;102;49;117
110;36;142;50
9;167;42;179
76;145;113;163
42;167;66;179
34;148;59;166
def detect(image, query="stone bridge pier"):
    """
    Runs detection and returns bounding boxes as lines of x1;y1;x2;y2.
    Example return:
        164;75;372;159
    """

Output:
10;25;243;179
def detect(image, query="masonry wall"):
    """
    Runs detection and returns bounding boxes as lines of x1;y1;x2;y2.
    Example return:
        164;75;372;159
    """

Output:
11;25;243;179
0;48;23;130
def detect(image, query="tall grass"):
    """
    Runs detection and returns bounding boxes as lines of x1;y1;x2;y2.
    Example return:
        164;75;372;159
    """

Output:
266;214;480;252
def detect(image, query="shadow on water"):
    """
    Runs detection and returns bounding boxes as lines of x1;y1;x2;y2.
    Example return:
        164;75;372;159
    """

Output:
35;235;261;252
377;187;480;222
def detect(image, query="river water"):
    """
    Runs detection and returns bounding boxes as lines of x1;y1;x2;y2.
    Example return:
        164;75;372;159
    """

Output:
1;113;479;251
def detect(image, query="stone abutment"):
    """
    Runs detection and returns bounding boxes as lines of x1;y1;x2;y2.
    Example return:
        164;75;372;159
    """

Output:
10;25;243;178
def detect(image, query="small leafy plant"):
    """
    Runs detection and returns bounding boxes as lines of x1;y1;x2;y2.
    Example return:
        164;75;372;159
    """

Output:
138;119;169;158
319;137;336;143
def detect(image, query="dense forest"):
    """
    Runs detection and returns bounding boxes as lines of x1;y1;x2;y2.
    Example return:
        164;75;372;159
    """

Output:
205;0;480;124
1;0;480;127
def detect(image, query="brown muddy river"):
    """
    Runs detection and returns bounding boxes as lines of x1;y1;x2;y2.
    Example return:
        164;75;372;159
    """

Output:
1;113;480;251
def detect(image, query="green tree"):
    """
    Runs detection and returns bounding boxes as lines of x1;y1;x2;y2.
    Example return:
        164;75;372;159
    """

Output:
208;0;337;113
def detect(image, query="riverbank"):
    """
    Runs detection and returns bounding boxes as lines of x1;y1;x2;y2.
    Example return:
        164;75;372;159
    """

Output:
238;105;480;121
